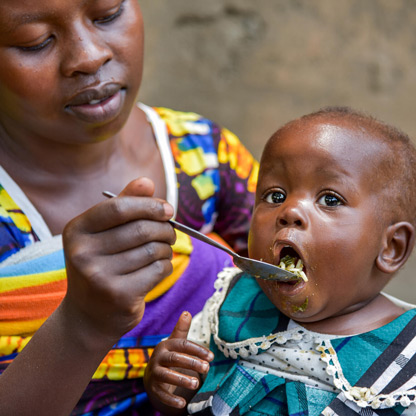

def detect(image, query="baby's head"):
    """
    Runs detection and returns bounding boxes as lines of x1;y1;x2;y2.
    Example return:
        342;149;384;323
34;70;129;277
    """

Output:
0;0;144;143
248;106;416;323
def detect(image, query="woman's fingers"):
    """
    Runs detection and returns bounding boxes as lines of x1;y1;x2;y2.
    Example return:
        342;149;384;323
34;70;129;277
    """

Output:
118;176;155;197
77;218;176;255
102;242;174;275
70;195;173;234
62;176;178;339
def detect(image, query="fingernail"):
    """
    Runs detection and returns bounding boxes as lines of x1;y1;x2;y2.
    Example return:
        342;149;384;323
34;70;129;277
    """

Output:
202;362;210;372
176;398;186;408
191;378;199;388
163;203;174;217
182;311;192;319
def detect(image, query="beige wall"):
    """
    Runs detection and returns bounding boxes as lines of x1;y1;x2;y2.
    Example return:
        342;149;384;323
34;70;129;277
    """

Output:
139;0;416;304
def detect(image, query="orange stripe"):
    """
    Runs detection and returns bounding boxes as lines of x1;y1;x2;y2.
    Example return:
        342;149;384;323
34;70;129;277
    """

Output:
206;232;233;251
0;279;67;297
0;280;66;321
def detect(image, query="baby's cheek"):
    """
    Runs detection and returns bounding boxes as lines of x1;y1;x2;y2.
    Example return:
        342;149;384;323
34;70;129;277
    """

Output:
257;280;281;307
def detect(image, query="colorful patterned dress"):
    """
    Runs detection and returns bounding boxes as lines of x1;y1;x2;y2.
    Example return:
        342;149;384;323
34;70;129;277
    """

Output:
0;105;258;415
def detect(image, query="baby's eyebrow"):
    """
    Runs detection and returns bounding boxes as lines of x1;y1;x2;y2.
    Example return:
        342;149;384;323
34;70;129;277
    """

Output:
316;170;360;194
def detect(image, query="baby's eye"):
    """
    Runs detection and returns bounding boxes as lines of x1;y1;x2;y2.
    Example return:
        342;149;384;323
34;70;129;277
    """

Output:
318;193;343;207
264;190;286;204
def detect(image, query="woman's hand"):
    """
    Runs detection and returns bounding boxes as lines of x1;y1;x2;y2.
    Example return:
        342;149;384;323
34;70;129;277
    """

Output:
62;177;177;344
144;311;214;414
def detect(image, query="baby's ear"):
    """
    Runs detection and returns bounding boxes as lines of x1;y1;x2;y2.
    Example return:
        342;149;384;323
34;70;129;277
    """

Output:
376;222;415;274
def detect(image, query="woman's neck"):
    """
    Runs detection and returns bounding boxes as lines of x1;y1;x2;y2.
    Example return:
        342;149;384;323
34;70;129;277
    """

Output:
0;106;167;235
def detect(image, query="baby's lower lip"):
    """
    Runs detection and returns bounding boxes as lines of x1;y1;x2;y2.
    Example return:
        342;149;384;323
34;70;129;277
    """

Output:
274;279;307;296
65;89;125;124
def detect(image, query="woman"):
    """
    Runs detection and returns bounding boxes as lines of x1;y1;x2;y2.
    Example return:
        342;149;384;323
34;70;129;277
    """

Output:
0;0;258;414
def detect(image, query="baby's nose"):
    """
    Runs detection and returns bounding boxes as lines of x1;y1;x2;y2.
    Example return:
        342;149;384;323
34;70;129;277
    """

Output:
277;200;307;228
278;217;303;227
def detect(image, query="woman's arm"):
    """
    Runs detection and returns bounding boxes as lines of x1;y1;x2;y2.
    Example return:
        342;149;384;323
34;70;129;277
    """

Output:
0;177;176;415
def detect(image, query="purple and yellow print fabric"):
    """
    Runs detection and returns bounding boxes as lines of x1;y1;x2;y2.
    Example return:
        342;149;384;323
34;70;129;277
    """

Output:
157;107;258;255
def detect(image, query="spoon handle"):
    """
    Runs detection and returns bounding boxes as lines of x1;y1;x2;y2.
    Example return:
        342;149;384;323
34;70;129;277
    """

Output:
102;191;237;258
168;219;237;258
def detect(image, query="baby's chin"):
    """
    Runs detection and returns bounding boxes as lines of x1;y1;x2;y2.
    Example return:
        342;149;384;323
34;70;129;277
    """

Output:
257;283;328;324
278;297;318;321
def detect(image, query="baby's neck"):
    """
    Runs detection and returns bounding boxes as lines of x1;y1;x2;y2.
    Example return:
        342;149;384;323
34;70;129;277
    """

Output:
298;294;406;335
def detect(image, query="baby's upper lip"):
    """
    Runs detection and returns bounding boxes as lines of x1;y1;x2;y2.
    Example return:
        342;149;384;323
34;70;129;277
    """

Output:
66;83;122;107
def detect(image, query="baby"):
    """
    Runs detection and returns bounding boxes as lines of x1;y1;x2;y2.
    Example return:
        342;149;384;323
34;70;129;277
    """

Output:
144;106;416;415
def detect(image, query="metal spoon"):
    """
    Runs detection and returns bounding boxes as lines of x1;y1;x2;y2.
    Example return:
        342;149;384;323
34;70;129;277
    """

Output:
102;191;297;282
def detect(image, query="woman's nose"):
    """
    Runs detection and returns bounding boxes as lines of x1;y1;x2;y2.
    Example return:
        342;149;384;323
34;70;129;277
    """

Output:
60;25;113;77
277;199;307;228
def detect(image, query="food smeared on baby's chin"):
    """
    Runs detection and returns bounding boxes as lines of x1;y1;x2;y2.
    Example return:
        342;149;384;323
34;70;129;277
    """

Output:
292;297;309;313
278;296;310;317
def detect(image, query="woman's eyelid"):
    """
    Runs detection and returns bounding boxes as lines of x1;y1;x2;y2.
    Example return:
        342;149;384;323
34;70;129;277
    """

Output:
95;0;125;24
17;36;53;52
12;0;125;50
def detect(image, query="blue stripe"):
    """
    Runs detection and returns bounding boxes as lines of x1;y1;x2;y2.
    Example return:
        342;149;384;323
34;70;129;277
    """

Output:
114;334;170;348
261;376;270;394
265;396;285;406
236;365;257;384
334;336;351;352
0;353;17;362
210;358;236;367
0;250;65;277
235;290;263;342
96;392;148;416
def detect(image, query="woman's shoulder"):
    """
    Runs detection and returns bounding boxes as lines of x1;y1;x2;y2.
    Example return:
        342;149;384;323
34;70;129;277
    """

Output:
152;106;220;138
149;105;250;151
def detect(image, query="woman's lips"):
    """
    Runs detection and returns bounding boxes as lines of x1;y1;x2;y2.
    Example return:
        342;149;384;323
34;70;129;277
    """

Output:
65;87;125;124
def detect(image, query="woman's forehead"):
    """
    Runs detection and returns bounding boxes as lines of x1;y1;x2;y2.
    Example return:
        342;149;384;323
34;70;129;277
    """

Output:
0;0;62;27
0;0;115;21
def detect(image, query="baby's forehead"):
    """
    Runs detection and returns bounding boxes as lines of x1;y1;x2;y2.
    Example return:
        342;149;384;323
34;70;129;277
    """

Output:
265;116;391;163
261;117;397;191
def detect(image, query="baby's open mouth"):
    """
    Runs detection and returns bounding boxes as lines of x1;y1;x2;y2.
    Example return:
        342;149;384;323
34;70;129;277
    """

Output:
277;247;308;282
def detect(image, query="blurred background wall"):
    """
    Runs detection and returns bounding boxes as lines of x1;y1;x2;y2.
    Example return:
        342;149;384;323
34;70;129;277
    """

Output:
139;0;416;303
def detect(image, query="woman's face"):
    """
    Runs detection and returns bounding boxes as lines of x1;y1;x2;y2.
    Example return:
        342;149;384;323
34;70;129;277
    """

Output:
0;0;144;144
